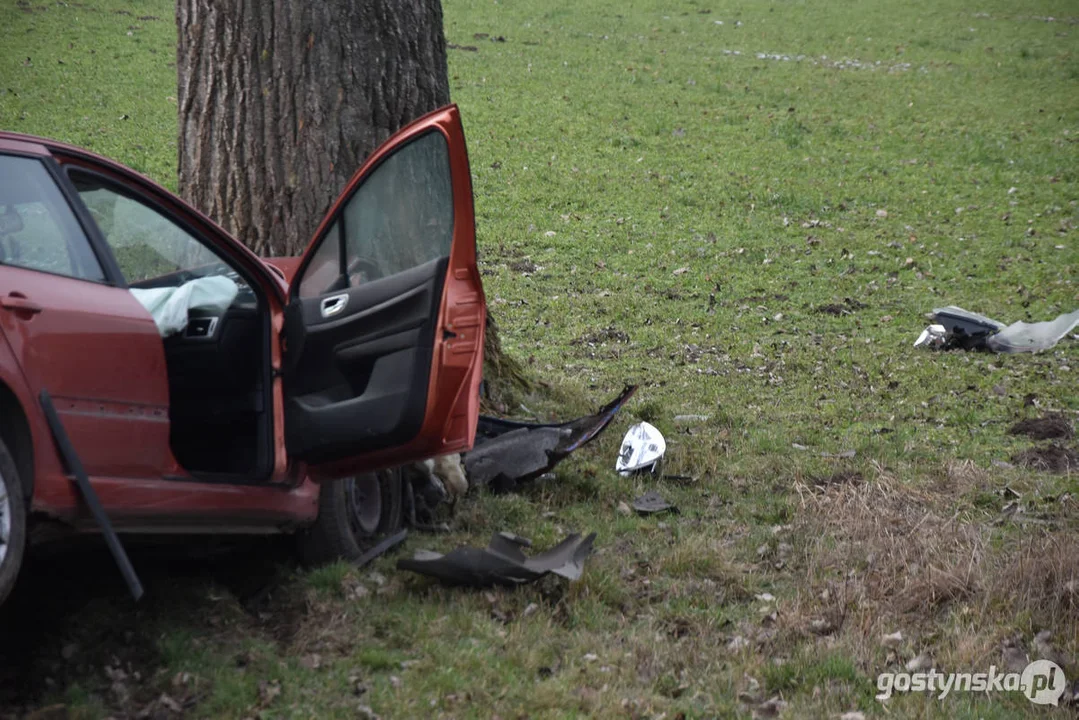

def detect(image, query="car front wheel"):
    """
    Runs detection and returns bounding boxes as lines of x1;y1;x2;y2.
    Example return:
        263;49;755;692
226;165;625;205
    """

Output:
298;467;404;566
0;436;26;607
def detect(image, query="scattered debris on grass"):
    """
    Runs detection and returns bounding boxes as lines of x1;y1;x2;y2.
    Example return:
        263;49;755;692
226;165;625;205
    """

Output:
464;385;636;492
631;490;678;515
398;531;596;587
615;421;666;476
916;306;1079;353
353;530;408;569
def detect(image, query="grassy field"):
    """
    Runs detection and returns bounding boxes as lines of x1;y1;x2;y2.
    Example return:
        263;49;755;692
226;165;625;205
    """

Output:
2;0;1078;717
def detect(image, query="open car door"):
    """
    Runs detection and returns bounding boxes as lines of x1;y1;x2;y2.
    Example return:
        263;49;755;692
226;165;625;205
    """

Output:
282;105;486;481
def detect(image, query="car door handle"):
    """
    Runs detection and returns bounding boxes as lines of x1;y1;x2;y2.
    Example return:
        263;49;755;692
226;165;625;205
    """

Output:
320;293;349;318
0;295;43;315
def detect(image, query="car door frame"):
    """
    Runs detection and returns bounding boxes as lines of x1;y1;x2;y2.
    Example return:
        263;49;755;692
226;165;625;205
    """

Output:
0;133;299;483
281;103;486;480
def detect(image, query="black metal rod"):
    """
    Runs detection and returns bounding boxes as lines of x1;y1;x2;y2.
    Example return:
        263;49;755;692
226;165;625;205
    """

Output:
39;390;144;601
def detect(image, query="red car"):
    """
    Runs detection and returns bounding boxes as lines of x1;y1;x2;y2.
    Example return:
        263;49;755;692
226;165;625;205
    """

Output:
0;105;486;604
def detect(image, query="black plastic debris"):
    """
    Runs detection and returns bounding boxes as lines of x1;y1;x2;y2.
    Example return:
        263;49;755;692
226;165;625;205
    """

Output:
916;306;1079;353
464;385;637;492
631;491;678;515
353;529;409;569
398;531;596;587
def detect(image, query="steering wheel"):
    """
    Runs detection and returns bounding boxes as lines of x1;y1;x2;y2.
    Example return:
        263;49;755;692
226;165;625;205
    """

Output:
347;256;383;283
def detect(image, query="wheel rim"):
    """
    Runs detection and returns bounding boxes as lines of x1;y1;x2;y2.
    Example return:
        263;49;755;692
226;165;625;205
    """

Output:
0;472;9;566
345;474;382;537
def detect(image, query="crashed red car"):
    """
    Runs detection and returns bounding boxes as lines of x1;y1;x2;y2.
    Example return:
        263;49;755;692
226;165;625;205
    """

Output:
0;105;486;604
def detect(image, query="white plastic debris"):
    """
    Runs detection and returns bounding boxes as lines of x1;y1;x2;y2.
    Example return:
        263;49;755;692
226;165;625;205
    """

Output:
615;422;666;476
915;306;1079;353
913;324;947;348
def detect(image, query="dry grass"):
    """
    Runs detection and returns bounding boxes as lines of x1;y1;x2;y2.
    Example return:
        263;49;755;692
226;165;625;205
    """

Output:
781;465;1078;684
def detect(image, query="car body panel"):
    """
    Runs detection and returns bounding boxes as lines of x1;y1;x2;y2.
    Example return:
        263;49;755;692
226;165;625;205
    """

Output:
0;264;173;480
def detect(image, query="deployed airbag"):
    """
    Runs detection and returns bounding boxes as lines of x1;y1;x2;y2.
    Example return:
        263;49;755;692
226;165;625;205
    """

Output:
129;276;239;337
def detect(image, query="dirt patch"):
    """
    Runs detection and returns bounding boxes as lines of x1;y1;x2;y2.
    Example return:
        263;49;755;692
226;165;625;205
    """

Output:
810;471;864;487
1012;444;1079;473
1009;413;1074;441
508;258;538;273
814;297;867;316
572;325;630;345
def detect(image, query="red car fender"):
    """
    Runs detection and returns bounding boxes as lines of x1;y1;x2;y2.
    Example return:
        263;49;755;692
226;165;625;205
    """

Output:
0;327;69;513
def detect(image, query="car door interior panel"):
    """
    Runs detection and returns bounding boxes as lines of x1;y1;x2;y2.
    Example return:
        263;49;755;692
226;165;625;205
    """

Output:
281;105;485;476
284;257;448;463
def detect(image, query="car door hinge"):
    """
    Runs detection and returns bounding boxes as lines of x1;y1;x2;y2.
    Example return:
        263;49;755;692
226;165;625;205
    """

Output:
272;367;284;379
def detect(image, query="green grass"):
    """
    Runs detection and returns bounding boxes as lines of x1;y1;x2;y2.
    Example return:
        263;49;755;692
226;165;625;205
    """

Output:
2;0;1078;718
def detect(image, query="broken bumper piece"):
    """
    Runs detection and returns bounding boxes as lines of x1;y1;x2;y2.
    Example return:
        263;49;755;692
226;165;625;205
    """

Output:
615;421;666;476
464;385;637;492
397;531;597;587
916;306;1079;353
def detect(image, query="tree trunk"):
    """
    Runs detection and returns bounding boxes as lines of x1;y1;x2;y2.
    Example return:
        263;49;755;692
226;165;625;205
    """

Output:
175;0;528;398
176;0;449;255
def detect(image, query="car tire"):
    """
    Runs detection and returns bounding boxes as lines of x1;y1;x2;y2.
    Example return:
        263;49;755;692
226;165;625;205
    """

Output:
298;467;404;566
0;436;26;607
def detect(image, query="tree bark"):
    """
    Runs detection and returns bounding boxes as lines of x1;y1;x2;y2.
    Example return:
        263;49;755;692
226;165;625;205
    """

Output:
176;0;449;256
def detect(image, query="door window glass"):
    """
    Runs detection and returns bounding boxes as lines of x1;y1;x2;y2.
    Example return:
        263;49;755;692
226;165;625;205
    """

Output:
0;155;105;282
298;130;454;298
70;171;235;289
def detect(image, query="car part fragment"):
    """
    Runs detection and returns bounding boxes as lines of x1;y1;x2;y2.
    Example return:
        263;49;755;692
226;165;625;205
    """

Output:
632;490;678;515
353;528;409;569
616;421;666;476
39;390;144;601
398;531;596;587
464;385;637;492
916;306;1079;353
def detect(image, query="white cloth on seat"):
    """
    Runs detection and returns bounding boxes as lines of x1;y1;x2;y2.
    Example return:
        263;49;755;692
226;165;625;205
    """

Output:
129;276;239;337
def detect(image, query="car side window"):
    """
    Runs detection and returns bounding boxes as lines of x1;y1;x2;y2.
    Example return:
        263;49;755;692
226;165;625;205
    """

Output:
69;171;232;289
298;130;454;299
0;155;105;282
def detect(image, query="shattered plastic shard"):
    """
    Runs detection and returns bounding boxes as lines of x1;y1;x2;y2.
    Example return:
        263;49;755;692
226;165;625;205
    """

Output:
987;309;1079;353
397;531;597;587
631;490;678;515
616;422;666;476
926;306;1079;353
